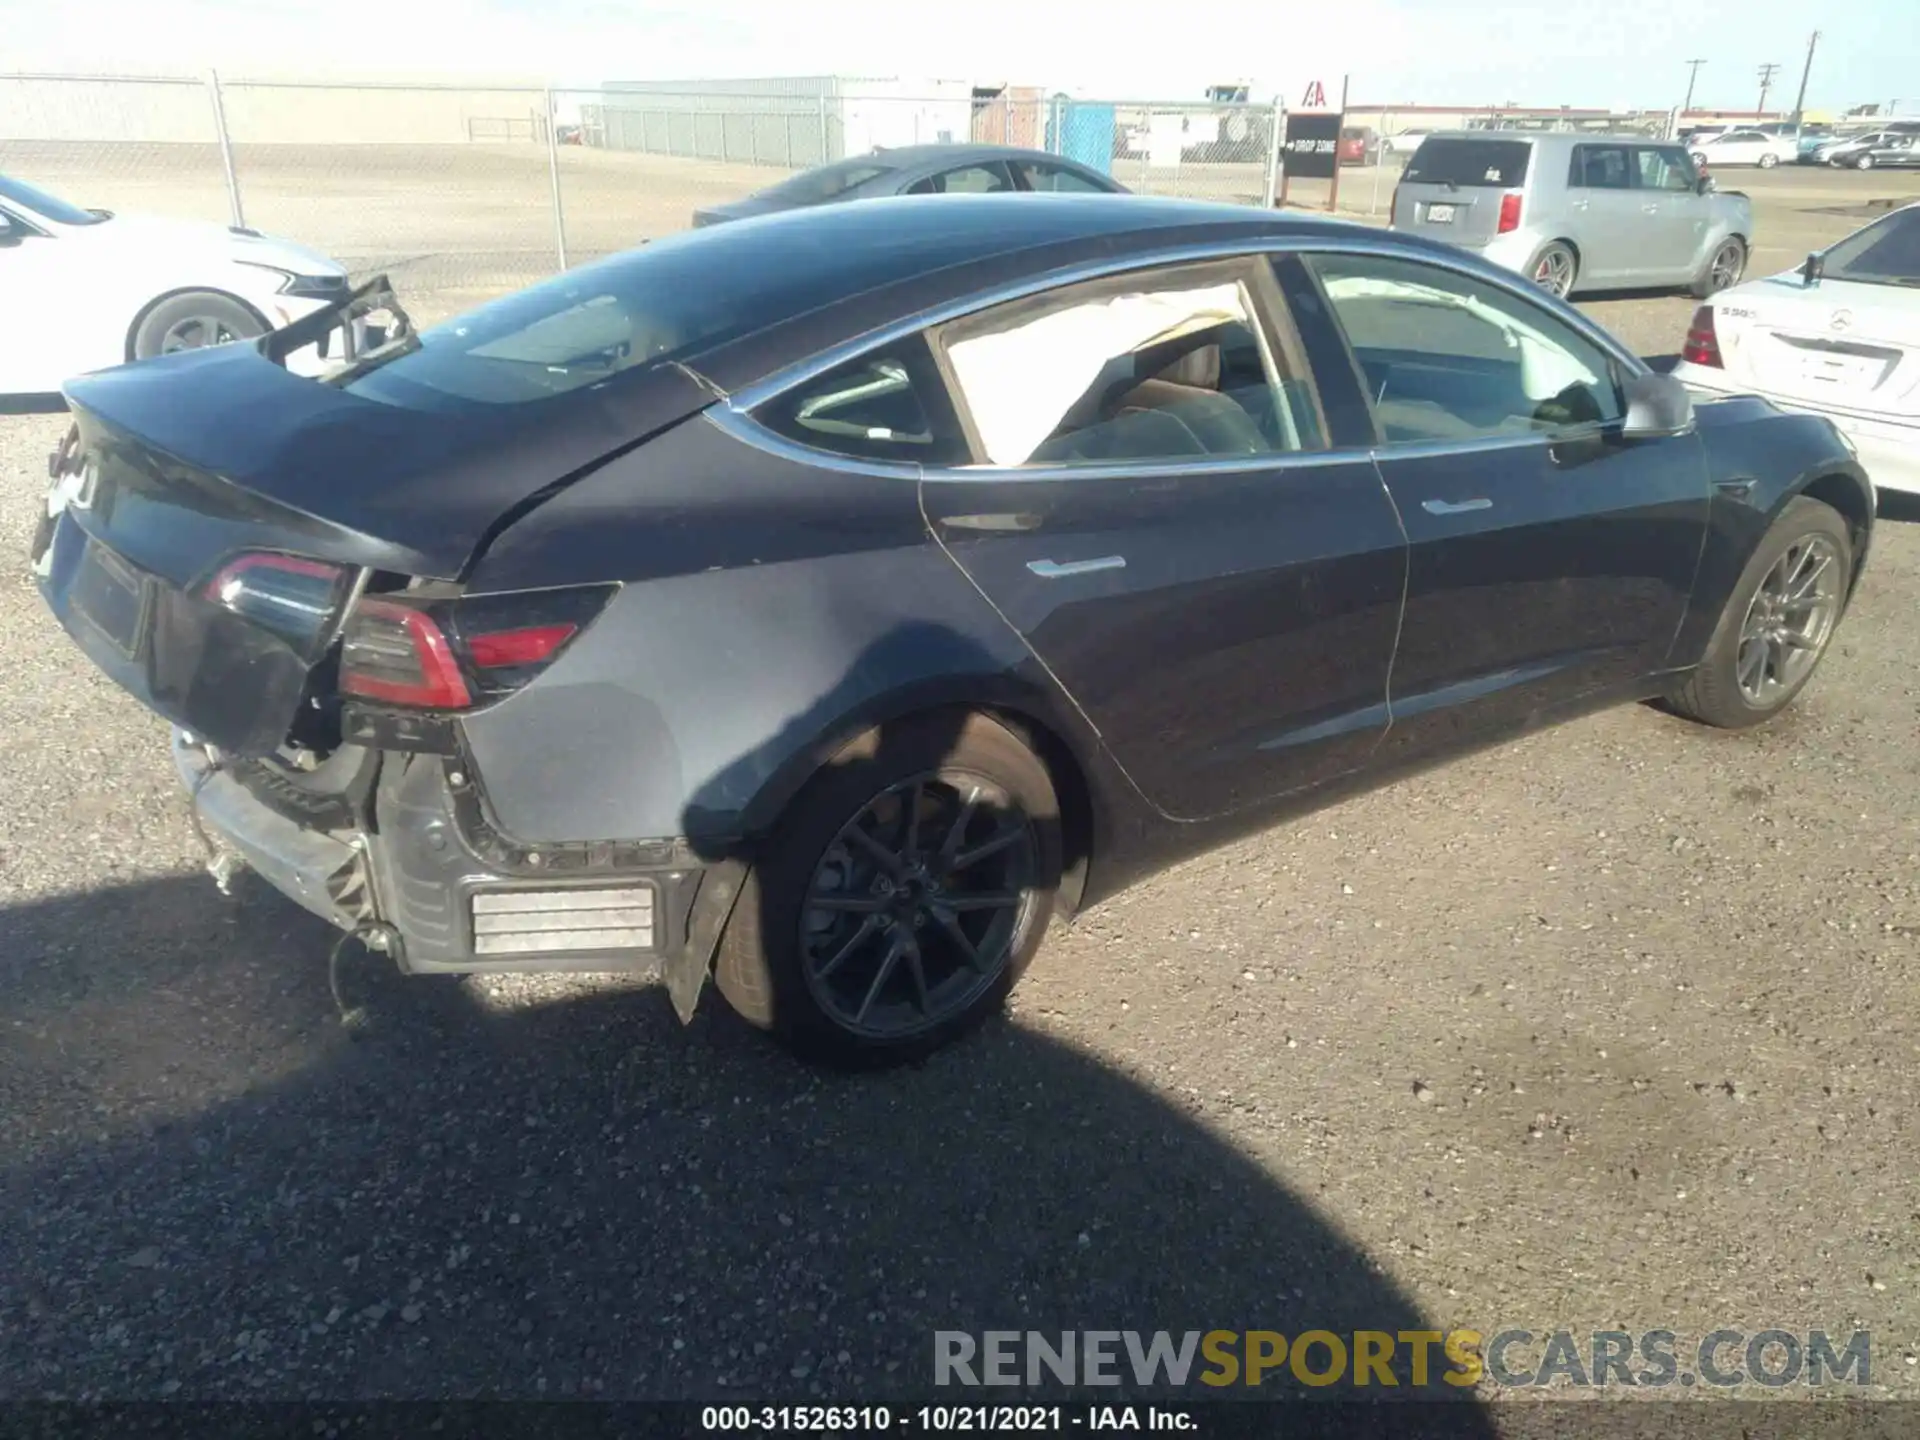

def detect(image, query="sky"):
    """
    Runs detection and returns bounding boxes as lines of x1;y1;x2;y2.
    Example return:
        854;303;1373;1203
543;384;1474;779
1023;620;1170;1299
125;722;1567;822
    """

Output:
3;0;1916;114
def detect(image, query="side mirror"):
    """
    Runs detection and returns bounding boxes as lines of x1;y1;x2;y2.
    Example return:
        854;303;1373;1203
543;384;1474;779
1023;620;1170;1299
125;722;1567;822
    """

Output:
1621;371;1694;440
1695;175;1716;195
1801;250;1825;285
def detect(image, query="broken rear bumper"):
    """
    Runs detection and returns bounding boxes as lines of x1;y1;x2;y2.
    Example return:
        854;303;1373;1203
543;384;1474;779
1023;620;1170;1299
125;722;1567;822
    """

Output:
172;729;745;1018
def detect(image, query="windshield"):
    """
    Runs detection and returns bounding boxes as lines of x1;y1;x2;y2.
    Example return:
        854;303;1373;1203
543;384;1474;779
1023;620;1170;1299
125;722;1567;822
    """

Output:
1822;207;1920;287
752;157;895;205
1403;138;1531;188
0;173;107;226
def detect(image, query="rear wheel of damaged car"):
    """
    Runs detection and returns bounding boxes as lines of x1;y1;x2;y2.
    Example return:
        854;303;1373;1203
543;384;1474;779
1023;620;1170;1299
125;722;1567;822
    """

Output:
1529;241;1578;298
131;290;266;361
1668;496;1852;730
714;711;1061;1068
1691;236;1747;299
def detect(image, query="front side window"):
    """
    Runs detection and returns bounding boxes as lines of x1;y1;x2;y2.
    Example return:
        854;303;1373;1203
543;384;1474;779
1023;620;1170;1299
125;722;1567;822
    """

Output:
752;338;969;466
1635;147;1697;192
937;262;1322;468
1307;253;1624;446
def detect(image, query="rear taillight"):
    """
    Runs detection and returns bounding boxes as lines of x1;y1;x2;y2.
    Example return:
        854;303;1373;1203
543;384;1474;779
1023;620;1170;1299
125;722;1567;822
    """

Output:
1682;305;1723;368
202;552;353;658
338;584;614;711
340;598;471;709
1497;192;1523;234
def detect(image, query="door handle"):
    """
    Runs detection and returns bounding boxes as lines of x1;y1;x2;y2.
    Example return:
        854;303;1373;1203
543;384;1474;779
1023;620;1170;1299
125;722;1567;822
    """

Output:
1421;498;1493;516
1027;556;1126;578
1642;203;1660;214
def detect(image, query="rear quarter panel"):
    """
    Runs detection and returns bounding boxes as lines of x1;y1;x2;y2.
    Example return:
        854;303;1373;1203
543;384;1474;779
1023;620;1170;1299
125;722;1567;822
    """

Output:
455;412;1124;853
1665;397;1873;666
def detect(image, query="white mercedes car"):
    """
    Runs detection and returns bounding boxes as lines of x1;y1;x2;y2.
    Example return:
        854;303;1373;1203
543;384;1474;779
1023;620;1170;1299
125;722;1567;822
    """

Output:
0;171;361;396
1673;201;1920;497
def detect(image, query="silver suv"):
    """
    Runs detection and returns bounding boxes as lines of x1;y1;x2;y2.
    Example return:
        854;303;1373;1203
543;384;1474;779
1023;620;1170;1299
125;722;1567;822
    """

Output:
1391;131;1753;299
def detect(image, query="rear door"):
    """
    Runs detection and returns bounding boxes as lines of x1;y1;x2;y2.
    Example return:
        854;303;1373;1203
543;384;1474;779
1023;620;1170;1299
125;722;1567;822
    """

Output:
1391;137;1533;251
1563;143;1640;284
1296;249;1711;757
912;255;1406;821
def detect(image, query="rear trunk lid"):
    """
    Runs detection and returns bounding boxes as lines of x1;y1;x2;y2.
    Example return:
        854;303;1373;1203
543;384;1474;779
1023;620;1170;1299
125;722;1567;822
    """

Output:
32;340;715;755
1714;274;1920;420
1390;136;1532;247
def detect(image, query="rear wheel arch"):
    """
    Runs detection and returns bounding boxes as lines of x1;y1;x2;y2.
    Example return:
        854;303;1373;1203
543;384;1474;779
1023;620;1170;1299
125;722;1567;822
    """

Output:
125;287;271;362
735;691;1096;919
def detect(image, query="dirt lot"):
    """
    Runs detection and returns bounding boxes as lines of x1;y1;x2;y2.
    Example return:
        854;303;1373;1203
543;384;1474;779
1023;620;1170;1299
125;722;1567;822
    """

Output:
3;150;1920;1414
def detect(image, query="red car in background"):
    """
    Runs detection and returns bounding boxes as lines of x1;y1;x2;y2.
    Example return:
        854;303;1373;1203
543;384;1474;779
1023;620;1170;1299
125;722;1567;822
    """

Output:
1338;126;1375;165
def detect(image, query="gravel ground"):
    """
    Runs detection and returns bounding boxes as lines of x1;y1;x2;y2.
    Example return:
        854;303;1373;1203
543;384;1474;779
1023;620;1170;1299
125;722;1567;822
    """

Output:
4;172;1920;1416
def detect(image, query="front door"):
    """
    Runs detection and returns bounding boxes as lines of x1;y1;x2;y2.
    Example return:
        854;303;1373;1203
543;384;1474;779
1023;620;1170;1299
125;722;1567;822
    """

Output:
1299;249;1711;760
1634;144;1709;279
919;256;1407;821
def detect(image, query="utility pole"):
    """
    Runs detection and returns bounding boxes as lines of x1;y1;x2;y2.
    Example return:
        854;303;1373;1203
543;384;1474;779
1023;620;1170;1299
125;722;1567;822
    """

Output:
1789;31;1821;127
1682;58;1707;119
1756;62;1781;118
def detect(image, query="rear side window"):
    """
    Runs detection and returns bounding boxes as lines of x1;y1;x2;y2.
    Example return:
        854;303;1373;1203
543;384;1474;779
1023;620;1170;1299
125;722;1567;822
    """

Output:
937;260;1324;468
907;163;1014;195
1016;161;1110;193
1403;138;1531;188
753;159;893;204
753;337;970;466
1569;145;1631;190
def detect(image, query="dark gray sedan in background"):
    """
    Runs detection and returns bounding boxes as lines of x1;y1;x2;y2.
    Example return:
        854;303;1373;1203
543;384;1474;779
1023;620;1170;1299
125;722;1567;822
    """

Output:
691;143;1127;226
33;195;1870;1067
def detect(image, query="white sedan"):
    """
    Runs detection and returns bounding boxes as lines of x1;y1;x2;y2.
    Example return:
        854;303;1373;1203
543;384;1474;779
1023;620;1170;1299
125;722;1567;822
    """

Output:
1689;129;1797;169
0;172;360;395
1673;201;1920;496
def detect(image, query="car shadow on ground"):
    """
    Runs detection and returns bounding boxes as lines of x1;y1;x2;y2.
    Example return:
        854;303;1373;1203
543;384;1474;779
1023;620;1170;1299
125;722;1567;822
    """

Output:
0;873;1491;1429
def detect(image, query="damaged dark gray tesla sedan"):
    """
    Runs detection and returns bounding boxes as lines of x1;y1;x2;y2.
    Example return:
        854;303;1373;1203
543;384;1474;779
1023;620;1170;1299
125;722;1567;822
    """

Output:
33;194;1872;1065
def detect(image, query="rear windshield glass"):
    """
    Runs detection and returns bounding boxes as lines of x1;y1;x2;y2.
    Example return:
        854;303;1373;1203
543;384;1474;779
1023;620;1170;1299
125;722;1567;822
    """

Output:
1403;138;1531;188
753;157;894;204
339;213;972;410
1822;207;1920;287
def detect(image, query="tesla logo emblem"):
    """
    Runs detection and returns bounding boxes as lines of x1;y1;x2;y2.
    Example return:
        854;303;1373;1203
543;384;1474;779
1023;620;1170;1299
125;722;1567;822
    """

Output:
1300;81;1328;110
1830;309;1853;332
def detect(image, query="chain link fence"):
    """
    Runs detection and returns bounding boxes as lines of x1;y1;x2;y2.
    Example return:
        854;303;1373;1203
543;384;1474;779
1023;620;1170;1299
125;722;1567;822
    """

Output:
2;74;1409;322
